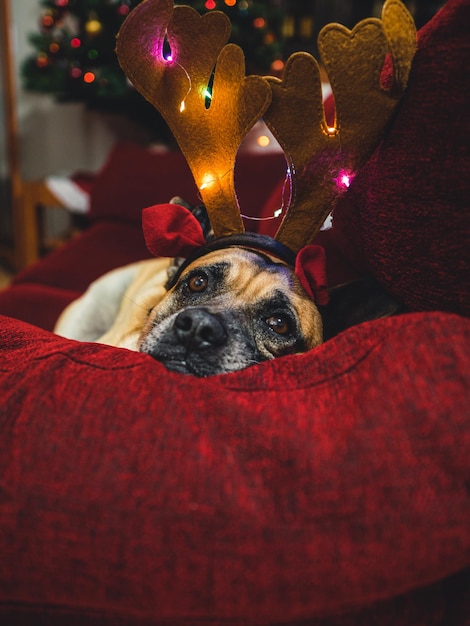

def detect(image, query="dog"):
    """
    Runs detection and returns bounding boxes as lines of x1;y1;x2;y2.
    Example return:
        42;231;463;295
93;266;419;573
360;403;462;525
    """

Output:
55;248;324;377
55;203;401;376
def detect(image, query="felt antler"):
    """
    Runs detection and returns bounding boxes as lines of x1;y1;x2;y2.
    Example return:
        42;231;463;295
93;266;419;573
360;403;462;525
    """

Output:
116;0;272;237
263;0;416;252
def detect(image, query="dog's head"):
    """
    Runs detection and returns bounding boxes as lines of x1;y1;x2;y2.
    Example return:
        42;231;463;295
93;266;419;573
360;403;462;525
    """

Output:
117;0;414;376
138;239;323;377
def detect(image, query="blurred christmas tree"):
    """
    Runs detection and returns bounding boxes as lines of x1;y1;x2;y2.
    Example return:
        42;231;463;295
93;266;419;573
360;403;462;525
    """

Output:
22;0;288;141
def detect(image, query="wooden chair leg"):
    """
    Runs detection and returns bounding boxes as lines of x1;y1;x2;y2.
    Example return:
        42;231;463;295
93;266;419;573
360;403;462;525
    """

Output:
14;182;40;270
13;181;69;270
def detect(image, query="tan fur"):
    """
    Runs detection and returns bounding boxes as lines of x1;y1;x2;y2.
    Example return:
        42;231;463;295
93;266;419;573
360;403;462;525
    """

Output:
99;258;170;349
55;258;170;349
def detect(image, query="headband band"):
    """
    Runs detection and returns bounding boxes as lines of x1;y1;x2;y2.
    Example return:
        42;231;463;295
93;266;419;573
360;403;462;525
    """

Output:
166;232;297;289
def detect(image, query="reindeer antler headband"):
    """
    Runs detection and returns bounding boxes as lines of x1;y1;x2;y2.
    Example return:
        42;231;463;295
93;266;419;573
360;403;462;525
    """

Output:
116;0;416;253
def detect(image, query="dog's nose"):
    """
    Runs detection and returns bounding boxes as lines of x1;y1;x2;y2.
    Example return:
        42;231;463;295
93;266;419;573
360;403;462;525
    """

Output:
174;308;227;350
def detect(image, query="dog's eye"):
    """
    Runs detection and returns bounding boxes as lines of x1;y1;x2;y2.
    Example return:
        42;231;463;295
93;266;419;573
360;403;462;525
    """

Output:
185;273;208;294
265;314;290;335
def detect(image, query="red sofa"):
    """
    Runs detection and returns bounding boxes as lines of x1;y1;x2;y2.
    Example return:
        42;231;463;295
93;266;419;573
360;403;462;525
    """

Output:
0;1;469;625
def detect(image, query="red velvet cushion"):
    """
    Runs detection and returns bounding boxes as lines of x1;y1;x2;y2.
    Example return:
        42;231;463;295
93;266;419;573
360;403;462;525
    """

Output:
331;0;469;317
12;221;152;293
1;312;469;625
89;143;200;223
235;151;288;227
0;283;80;331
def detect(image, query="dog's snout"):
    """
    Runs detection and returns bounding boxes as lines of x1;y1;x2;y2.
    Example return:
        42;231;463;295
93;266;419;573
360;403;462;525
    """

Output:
174;309;227;350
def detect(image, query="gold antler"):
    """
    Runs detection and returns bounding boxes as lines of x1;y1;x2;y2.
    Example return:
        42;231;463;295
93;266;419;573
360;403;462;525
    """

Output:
264;0;416;252
116;0;272;237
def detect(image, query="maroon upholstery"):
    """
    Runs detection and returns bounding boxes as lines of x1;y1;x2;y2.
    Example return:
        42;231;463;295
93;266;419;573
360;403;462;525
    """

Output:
0;222;153;330
0;1;469;624
1;312;469;625
235;151;288;227
331;0;470;317
12;222;152;293
0;284;80;332
89;144;200;223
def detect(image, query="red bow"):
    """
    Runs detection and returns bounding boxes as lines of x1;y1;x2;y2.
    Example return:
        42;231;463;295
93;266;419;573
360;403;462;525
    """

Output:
142;204;329;306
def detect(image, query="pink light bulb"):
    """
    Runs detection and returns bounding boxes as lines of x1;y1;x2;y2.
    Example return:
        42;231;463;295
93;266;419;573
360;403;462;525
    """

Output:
335;169;354;191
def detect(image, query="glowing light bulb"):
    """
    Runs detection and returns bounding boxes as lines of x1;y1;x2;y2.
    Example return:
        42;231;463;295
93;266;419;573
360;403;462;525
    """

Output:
83;71;96;84
42;15;54;28
205;0;216;9
86;18;102;36
36;53;48;68
271;59;284;72
327;126;337;135
199;173;215;190
335;169;354;190
162;37;172;62
257;135;270;148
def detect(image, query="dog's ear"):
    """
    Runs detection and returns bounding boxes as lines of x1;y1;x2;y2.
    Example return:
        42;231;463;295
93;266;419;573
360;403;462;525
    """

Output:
189;204;214;242
321;278;404;341
168;196;214;240
165;197;214;287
